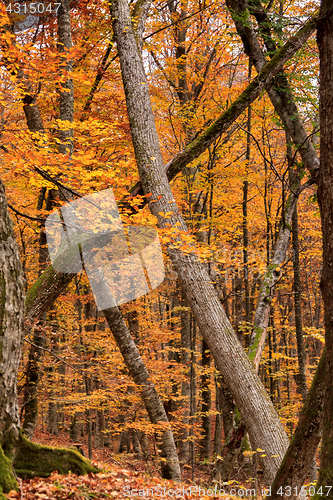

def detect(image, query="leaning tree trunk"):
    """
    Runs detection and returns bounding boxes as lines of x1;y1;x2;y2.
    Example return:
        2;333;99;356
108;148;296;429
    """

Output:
103;307;181;480
315;1;333;491
110;0;290;484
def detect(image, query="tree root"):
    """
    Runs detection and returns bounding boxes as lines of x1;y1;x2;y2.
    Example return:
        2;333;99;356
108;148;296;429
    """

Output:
0;433;99;495
13;434;99;479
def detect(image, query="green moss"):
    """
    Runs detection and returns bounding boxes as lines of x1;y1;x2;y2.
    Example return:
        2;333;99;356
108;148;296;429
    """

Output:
25;265;56;312
0;445;18;495
13;434;99;479
248;326;263;362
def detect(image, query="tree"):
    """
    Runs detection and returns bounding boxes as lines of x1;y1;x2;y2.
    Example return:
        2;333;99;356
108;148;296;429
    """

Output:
1;0;182;479
0;175;98;498
109;0;297;483
0;0;325;492
314;0;333;490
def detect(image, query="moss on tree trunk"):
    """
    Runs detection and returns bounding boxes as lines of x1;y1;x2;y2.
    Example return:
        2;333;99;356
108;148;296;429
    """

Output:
13;433;99;479
0;433;99;495
0;445;18;498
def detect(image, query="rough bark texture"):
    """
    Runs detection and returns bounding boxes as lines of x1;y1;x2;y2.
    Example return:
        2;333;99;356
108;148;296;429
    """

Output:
269;349;326;500
25;266;74;321
315;1;333;491
0;176;26;495
110;0;290;484
0;176;99;496
103;306;181;480
0;179;25;444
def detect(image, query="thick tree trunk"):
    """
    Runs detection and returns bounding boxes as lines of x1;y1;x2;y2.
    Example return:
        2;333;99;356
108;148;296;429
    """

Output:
0;176;98;497
269;349;326;500
315;1;333;491
0;176;26;494
110;0;290;483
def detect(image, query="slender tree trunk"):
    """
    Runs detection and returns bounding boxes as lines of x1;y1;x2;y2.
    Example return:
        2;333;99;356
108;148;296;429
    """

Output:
243;61;252;336
200;339;211;460
110;0;289;483
213;375;223;457
57;0;74;157
189;314;197;479
179;295;191;462
292;199;308;402
103;306;181;480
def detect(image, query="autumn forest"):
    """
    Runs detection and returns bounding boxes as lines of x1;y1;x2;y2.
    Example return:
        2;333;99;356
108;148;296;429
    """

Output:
0;0;333;498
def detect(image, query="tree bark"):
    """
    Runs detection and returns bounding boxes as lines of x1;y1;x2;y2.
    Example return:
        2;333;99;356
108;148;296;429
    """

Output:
57;0;74;157
199;339;211;460
269;349;326;500
0;175;26;494
110;0;290;484
0;176;98;497
315;1;333;491
103;306;181;480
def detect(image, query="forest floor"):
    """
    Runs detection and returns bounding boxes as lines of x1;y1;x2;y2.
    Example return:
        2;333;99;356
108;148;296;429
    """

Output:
4;429;264;499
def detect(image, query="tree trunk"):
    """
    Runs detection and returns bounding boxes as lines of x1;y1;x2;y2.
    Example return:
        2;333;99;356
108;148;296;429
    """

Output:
103;306;181;480
315;1;333;490
179;295;191;463
200;339;211;460
0;176;98;497
57;0;74;157
270;349;326;500
110;0;289;483
0;176;26;495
